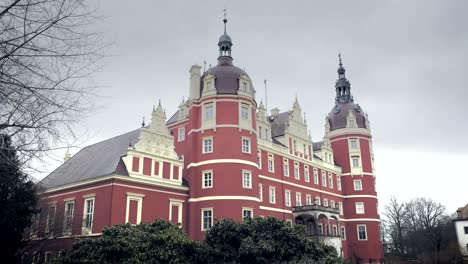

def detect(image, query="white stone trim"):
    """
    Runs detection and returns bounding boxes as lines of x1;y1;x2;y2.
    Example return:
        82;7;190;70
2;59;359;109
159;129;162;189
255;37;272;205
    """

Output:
188;195;260;202
125;193;143;224
169;200;183;225
340;218;381;222
258;174;378;199
187;159;259;169
259;206;292;214
327;127;371;138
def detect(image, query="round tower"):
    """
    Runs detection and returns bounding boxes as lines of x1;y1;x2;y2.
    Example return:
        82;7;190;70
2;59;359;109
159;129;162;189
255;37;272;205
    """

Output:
325;55;383;263
184;16;259;240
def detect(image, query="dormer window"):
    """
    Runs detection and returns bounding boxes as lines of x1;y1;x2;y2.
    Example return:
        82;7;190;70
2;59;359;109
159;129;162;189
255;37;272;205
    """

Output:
243;81;248;91
241;104;249;120
204;103;214;121
207;81;213;90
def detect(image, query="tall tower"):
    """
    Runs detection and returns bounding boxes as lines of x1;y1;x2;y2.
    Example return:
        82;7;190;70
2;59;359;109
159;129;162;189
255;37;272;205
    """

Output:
325;55;383;263
181;15;259;240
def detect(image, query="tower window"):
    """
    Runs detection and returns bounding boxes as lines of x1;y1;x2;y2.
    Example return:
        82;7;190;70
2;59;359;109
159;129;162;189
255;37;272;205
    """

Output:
242;81;248;91
242;170;252;189
242;138;251;153
350;138;359;149
202;137;213;153
204;103;214;120
268;154;274;172
356;202;365;214
178;127;185;141
241;104;249;120
201;209;213;230
328;173;334;188
242;208;253;220
313;168;319;185
354;179;363;191
304;166;310;182
294;162;300;180
203;171;213;188
352;156;360;168
357;225;367;240
283;159;289;177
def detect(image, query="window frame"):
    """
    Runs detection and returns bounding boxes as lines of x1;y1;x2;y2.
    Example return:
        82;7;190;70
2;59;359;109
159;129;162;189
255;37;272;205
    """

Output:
202;137;213;154
328;173;333;188
294;162;300;180
321;171;327;187
296;192;302;206
341;226;346;240
304;166;310;182
202;170;213;189
204;102;214;121
356;202;365;214
82;195;95;234
306;194;312;205
242;170;252;189
63;199;75;235
313;168;319;185
354;179;363;191
242;137;251;154
269;186;276;204
177;126;185;142
242;208;253;220
285;190;291;207
357;224;368;240
201;208;213;231
45;203;56;237
283;159;289;177
259;184;263;202
268;153;274;172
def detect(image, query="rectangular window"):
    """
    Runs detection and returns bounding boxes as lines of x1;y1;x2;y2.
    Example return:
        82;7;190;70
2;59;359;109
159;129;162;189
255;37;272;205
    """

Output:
259;184;263;202
82;197;95;233
285;190;291;207
30;213;40;238
341;226;346;240
126;194;143;225
313;168;319;185
178;127;185;141
268;154;274;172
241;104;249;120
356;202;365;214
306;194;312;205
294;162;300;180
315;196;321;206
352;156;360;168
45;204;56;237
203;138;213;153
464;226;468;234
258;126;262;139
321;171;327;187
63;200;75;235
350;138;358;149
337;176;342;191
323;198;328;207
354;179;363;191
339;202;344;215
243;170;252;189
296;193;302;206
269;186;276;204
257;150;262;169
318;224;323;235
242;208;253;219
202;209;213;230
283;159;289;177
357;225;367;240
204;103;214;120
203;171;213;188
333;225;338;236
328;173;334;188
304;166;310;182
331;200;336;209
242;138;251;153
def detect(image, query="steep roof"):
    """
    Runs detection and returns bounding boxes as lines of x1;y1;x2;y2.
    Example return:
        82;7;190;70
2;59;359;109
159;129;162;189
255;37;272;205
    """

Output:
313;141;323;151
166;110;180;125
40;129;140;189
269;111;291;138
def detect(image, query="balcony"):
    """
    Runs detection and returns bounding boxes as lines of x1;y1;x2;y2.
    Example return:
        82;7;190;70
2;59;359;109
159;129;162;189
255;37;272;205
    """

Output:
292;204;340;215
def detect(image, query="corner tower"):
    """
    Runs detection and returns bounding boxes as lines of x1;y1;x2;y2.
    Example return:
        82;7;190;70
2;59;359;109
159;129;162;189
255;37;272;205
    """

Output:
325;55;383;263
169;15;259;241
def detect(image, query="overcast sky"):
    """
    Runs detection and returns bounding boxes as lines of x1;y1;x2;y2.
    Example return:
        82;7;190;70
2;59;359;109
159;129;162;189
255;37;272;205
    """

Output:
39;0;468;214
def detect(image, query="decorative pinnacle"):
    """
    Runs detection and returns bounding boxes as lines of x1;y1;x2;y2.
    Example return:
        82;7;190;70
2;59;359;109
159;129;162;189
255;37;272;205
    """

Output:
338;53;342;67
223;8;227;34
141;116;145;127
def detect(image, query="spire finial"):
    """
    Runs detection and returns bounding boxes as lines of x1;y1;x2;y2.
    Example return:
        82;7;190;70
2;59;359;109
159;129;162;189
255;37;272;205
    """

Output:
223;8;227;34
338;53;342;67
141;116;145;127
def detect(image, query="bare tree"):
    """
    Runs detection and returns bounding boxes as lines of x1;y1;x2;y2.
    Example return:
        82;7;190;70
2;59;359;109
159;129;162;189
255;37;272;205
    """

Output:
0;0;106;169
383;196;407;257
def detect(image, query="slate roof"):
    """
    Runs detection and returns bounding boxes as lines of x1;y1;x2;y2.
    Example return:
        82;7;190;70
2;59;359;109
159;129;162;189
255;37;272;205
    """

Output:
201;57;254;95
166;110;179;125
269;111;291;138
40;129;140;189
313;141;323;151
327;102;366;131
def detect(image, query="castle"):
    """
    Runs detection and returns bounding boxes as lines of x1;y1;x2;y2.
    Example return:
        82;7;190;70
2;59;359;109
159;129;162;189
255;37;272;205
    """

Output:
26;17;384;263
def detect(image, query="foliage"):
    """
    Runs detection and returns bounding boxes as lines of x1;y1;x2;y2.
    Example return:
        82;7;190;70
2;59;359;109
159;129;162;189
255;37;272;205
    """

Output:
0;0;107;168
60;220;201;264
382;196;463;263
61;217;342;264
203;217;340;264
0;134;38;263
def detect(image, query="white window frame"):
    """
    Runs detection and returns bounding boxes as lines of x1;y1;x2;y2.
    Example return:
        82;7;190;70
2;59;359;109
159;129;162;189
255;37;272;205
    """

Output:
321;171;327;187
82;195;95;235
269;186;276;204
178;126;185;142
257;150;262;169
354;179;363;191
294;162;300;180
204;102;214;121
283;159;289;177
306;194;312;205
126;193;144;225
285;190;291;207
268;153;274;172
63;199;75;235
313;168;319;185
356;202;365;214
323;198;328;207
315;196;321;206
240;103;250;120
341;226;346;240
169;199;184;226
202;137;213;154
242;137;251;153
333;225;338;236
352;156;361;168
259;184;263;202
202;170;213;189
357;224;367;240
349;138;359;149
296;192;302;206
45;203;56;237
242;208;253;219
201;208;213;231
337;176;342;191
331;200;336;209
304;166;310;182
339;202;344;215
328;173;334;189
242;170;252;189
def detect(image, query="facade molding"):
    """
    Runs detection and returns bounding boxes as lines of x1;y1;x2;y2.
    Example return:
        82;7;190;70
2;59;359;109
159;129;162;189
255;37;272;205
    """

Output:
327;127;371;139
259;206;292;214
340;218;381;222
188;195;260;202
187;159;259;169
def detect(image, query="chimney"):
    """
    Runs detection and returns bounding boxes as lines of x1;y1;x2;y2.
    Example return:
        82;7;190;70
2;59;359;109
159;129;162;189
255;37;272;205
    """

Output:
189;65;202;100
270;108;280;116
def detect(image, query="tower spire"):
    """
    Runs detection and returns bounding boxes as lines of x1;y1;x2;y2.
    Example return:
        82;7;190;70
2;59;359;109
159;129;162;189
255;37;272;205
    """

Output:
223;8;227;34
335;53;353;103
218;10;233;58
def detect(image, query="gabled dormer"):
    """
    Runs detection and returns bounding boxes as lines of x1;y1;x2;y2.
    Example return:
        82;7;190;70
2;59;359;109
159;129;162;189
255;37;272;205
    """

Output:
256;101;271;142
202;73;216;97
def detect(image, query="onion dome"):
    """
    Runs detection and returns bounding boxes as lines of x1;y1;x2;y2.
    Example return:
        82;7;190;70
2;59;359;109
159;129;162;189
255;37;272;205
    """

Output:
200;15;255;95
327;54;367;131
